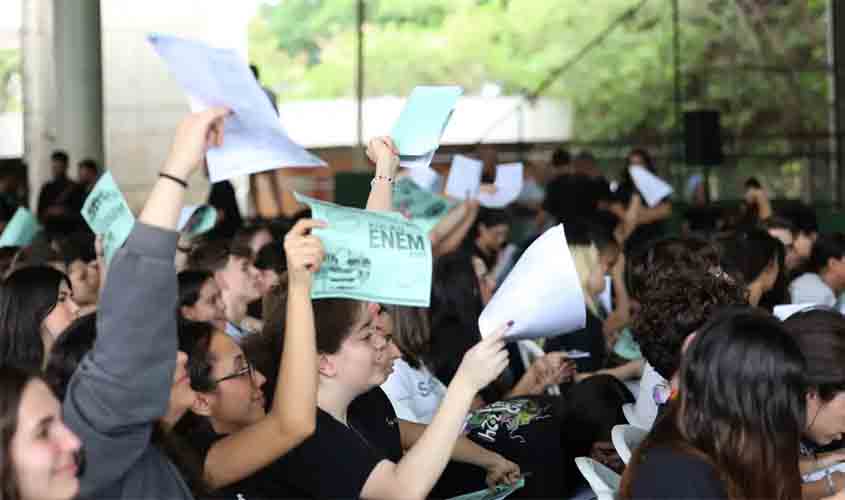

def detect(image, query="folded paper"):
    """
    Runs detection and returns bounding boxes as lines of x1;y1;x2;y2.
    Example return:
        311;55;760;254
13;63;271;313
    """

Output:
391;86;462;169
81;172;135;263
295;193;433;307
178;205;217;237
149;34;326;183
0;208;41;247
629;165;673;207
478;162;524;208
478;224;586;340
445;155;483;200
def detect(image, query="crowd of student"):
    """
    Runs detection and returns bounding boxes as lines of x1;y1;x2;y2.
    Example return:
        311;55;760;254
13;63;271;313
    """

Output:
4;106;845;500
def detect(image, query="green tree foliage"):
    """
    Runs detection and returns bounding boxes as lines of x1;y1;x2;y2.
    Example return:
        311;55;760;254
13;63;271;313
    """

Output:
249;0;829;144
0;48;21;112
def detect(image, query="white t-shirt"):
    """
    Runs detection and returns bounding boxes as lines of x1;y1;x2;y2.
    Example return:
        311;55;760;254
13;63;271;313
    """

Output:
790;273;837;307
381;359;447;424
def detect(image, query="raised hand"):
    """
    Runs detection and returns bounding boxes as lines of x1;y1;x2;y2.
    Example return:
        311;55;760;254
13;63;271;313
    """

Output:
484;454;521;488
284;218;327;289
366;137;400;178
454;324;511;393
162;107;231;180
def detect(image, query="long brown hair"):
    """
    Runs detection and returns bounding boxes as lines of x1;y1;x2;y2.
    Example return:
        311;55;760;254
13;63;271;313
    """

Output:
620;309;805;500
0;366;37;500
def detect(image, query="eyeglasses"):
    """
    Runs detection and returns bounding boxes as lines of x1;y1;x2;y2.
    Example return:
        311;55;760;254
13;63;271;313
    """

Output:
213;361;255;385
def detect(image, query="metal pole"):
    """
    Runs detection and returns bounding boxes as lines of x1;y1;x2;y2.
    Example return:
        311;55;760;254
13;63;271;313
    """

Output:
355;0;365;169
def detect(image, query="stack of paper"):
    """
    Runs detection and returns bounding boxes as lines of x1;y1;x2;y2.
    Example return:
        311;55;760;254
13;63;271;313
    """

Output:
148;34;326;183
391;86;463;169
392;178;458;234
478;162;524;208
178;205;217;237
445;155;483;199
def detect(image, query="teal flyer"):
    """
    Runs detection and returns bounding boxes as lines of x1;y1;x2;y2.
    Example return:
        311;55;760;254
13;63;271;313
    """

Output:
447;478;525;500
295;193;432;307
0;207;41;247
391;86;462;156
81;172;135;263
393;177;457;234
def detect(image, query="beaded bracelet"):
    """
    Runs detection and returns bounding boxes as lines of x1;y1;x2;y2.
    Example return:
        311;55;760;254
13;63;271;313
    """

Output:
370;175;394;186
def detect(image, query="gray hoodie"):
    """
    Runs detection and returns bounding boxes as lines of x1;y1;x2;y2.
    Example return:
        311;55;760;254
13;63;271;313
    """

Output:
62;222;194;499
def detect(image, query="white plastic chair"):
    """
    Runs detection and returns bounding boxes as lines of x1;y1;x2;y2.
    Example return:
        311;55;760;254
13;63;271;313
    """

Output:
611;424;648;464
574;456;620;500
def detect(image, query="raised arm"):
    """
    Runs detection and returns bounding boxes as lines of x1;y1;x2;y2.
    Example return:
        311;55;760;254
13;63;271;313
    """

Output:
64;107;230;495
432;199;480;257
203;218;323;488
365;137;400;212
361;327;511;500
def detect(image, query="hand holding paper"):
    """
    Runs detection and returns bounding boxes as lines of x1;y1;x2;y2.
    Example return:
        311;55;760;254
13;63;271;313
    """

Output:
454;327;511;393
445;155;483;200
447;478;526;500
629;165;673;207
478;224;586;340
478;163;524;208
391;86;462;169
81;172;135;263
295;193;433;307
284;218;327;289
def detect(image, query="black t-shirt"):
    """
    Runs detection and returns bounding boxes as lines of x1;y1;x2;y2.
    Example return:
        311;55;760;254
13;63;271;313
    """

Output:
545;308;607;373
348;387;402;463
628;447;727;499
190;396;393;500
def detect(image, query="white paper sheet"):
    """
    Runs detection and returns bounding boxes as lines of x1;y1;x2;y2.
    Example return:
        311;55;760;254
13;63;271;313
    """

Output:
148;34;326;183
773;303;819;321
445;155;483;200
629;165;673;207
478;162;524;208
478;224;586;340
406;166;441;192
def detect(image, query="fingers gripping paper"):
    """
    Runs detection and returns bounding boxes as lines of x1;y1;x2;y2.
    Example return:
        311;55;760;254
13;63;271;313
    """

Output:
0;208;41;247
478;224;586;340
295;193;433;307
81;172;135;263
629;165;673;207
148;34;326;182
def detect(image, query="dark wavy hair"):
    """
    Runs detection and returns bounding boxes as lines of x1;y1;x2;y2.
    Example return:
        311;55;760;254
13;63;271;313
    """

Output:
0;366;37;500
0;266;71;371
717;228;783;285
177;270;215;310
783;309;845;403
808;232;845;274
382;304;430;369
630;238;747;380
621;309;806;500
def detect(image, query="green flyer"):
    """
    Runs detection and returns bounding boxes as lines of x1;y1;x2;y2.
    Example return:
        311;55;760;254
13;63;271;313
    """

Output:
0;207;41;247
447;478;526;500
81;172;135;263
296;193;433;307
392;177;457;234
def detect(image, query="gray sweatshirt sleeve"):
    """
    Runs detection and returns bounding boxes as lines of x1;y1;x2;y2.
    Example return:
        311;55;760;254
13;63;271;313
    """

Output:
63;222;179;496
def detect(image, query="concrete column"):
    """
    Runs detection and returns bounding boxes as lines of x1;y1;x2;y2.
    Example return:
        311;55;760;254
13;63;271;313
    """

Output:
53;0;103;172
21;0;55;208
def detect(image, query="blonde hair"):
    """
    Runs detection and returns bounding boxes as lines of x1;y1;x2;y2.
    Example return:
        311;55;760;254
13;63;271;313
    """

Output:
569;243;601;316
